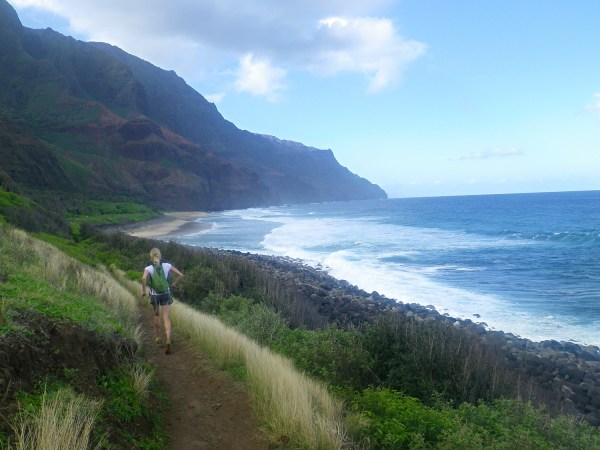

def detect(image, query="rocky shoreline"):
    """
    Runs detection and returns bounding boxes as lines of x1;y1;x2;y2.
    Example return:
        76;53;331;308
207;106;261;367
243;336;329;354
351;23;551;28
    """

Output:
217;249;600;425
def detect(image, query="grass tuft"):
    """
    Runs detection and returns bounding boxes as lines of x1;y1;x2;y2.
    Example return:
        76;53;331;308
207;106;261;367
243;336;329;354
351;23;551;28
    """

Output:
12;387;104;450
130;364;154;399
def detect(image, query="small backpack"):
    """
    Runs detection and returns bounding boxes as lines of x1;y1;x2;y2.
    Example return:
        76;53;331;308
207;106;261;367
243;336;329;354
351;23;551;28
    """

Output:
149;262;170;295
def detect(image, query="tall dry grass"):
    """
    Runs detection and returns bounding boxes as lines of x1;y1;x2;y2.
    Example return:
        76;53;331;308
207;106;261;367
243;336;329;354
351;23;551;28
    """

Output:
130;364;154;399
9;228;140;338
12;388;104;450
110;265;143;298
171;301;347;449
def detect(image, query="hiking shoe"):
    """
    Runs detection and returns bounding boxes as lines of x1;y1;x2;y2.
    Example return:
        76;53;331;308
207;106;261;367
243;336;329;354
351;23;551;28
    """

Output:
155;337;162;345
165;342;172;355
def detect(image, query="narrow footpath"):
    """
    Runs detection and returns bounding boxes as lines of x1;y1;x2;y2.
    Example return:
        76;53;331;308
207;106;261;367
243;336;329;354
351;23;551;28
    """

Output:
138;301;271;450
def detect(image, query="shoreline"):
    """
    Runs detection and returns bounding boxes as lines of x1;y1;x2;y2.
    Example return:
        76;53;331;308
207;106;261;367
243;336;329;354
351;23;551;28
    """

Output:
122;211;212;239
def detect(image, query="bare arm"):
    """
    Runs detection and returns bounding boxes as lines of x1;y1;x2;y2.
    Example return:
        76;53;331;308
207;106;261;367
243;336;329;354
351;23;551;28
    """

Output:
169;266;184;288
141;269;149;297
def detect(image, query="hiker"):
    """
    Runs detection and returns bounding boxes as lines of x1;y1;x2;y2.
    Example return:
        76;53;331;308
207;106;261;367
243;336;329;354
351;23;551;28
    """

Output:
141;247;183;354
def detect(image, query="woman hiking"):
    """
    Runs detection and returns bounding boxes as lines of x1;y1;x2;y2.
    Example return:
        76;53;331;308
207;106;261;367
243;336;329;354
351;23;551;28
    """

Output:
141;247;183;354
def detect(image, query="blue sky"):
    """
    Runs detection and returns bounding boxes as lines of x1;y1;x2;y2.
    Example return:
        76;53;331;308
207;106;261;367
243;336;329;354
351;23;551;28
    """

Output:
10;0;600;198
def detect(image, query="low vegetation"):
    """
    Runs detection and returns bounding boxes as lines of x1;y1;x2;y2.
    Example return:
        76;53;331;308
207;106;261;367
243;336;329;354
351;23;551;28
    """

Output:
65;200;161;239
0;186;71;237
2;205;600;448
0;225;164;449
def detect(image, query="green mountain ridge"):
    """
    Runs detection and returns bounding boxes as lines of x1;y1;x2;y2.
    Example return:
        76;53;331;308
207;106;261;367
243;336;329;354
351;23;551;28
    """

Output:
0;0;386;211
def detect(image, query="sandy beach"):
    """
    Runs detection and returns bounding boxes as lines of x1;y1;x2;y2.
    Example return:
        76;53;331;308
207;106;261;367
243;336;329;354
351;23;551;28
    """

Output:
126;211;211;239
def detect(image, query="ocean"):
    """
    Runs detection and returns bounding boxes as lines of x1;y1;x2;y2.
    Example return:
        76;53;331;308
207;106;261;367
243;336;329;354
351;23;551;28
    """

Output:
170;191;600;346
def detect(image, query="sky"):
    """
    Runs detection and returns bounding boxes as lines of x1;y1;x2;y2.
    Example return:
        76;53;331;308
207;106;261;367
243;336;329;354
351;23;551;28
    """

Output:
9;0;600;198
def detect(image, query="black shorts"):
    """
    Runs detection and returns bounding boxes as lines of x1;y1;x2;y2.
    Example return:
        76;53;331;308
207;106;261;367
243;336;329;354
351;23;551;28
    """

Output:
150;293;173;307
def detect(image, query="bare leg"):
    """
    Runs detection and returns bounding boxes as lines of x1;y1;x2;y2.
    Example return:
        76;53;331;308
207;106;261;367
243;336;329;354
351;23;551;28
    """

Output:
163;305;171;343
153;302;161;342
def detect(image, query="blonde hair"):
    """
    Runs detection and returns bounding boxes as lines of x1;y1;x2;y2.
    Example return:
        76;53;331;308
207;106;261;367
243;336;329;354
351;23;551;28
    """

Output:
150;248;161;265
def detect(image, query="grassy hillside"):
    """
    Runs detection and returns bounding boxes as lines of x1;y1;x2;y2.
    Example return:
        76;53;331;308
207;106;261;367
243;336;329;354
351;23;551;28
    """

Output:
0;225;163;448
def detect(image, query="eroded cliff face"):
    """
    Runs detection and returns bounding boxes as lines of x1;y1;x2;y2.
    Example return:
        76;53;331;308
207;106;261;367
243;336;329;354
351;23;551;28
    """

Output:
0;0;386;211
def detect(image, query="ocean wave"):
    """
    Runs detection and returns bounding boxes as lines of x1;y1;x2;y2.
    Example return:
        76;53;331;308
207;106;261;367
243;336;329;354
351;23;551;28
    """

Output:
498;229;600;245
416;264;484;274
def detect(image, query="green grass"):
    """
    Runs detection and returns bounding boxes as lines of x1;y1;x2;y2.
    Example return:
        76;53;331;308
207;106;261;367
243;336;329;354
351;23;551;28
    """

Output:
2;273;125;336
66;200;160;227
32;233;98;266
33;232;145;273
54;153;97;187
0;227;137;337
40;131;113;157
24;88;103;127
0;190;36;209
0;193;71;237
99;369;150;424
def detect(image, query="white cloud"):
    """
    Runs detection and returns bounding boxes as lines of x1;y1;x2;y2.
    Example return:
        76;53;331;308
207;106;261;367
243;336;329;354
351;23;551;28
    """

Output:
314;16;426;93
11;0;425;98
586;93;600;117
460;148;524;160
234;54;286;102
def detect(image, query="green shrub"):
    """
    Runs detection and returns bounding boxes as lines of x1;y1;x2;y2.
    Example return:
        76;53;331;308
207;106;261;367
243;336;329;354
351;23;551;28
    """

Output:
198;292;374;388
235;301;290;347
363;313;528;404
182;266;227;303
439;399;600;449
0;189;35;209
98;370;145;424
273;325;375;389
350;387;455;449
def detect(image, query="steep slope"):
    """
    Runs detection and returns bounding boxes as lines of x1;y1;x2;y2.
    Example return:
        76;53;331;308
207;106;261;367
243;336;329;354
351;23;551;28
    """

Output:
0;5;269;210
0;0;386;210
90;42;387;203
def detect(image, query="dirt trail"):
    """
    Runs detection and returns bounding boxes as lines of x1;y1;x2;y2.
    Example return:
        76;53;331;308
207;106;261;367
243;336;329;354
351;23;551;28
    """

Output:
139;301;271;450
